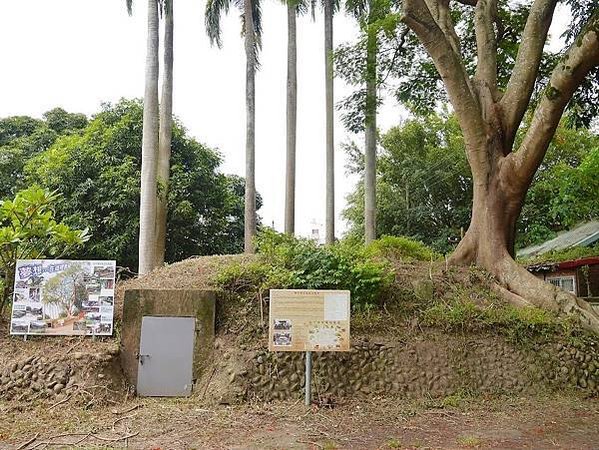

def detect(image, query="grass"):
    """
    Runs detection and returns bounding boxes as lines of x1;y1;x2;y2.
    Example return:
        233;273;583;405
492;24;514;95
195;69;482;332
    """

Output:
386;438;402;448
456;435;483;447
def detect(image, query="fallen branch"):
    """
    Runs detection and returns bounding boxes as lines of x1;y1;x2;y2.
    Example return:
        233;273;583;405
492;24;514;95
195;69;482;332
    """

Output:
16;433;38;450
297;440;324;449
47;395;71;411
112;414;137;430
111;404;142;415
91;431;139;442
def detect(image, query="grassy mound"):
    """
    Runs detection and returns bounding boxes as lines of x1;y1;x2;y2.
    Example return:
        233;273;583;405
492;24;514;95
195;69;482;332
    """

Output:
117;231;587;350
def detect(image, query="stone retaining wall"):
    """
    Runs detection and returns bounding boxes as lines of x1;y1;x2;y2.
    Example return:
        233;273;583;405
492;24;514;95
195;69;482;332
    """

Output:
220;334;599;403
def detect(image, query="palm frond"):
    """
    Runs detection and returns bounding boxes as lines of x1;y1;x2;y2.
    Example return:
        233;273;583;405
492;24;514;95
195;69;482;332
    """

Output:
344;0;367;20
205;0;233;47
238;0;263;68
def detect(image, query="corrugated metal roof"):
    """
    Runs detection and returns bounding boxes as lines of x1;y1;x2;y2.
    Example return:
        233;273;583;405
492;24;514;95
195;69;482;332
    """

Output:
517;221;599;258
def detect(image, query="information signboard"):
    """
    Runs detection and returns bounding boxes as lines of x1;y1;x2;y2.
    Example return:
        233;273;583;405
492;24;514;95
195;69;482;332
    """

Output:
269;289;350;352
10;260;116;336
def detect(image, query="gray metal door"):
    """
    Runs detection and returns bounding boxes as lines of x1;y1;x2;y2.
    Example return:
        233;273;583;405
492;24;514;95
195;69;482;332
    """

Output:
137;316;195;397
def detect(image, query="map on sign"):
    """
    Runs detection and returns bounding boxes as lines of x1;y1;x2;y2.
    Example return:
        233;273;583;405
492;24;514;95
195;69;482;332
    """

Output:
10;260;116;336
269;289;350;352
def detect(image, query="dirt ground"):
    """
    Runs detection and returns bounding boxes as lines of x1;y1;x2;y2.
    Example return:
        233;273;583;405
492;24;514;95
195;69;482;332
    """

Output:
1;394;597;449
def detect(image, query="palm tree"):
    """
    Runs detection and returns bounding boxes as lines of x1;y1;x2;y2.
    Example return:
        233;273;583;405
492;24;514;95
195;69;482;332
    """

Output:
323;0;335;244
155;0;174;267
346;0;382;244
137;0;160;274
127;0;174;269
284;0;298;235
206;0;262;253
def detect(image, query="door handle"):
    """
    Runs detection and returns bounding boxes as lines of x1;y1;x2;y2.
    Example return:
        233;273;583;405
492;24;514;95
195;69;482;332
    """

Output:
136;353;151;365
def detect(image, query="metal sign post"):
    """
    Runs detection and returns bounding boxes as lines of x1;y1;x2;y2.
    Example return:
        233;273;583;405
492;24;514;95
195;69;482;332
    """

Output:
305;351;312;405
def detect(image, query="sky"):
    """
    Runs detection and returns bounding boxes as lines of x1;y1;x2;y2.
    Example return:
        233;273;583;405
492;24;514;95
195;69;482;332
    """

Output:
0;1;569;240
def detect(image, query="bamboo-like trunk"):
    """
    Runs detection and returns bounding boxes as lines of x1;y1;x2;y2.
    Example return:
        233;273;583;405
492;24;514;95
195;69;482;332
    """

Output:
244;0;257;253
155;0;174;268
284;3;297;236
138;0;160;275
364;23;377;244
324;0;335;245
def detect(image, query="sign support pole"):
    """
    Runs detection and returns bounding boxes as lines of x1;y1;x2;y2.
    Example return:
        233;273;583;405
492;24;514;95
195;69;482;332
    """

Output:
305;350;312;406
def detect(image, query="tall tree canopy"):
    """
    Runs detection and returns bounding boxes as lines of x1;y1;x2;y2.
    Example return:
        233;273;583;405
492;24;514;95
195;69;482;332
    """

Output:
4;100;253;270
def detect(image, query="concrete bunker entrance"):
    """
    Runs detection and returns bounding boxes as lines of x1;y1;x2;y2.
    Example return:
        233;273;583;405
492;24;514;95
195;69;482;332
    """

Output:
120;289;216;396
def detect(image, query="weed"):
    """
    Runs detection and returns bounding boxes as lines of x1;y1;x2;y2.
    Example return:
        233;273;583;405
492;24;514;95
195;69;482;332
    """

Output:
386;437;402;448
456;435;483;447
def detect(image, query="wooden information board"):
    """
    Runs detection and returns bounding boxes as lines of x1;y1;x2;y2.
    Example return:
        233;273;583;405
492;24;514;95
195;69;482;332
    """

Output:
268;289;350;352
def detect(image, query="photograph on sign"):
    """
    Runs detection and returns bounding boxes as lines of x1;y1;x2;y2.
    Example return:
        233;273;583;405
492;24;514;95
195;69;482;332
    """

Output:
269;289;350;352
10;260;116;336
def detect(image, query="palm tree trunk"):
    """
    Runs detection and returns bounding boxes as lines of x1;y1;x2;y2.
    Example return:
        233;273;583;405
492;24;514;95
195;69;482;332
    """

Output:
155;0;174;267
138;0;160;274
244;0;257;253
324;0;335;244
364;23;377;244
284;3;297;235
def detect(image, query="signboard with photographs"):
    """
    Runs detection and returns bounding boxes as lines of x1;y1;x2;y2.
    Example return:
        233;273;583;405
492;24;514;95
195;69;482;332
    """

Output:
269;289;350;352
10;260;116;336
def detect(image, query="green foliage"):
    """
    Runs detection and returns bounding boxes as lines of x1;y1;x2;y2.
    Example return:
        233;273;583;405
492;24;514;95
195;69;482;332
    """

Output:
518;123;599;248
217;229;393;309
21;99;250;269
365;235;442;262
0;187;89;312
343;113;599;253
421;294;569;345
343;113;472;253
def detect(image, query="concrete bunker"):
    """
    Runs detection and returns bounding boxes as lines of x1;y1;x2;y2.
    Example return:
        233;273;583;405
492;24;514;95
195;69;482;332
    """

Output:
120;289;216;395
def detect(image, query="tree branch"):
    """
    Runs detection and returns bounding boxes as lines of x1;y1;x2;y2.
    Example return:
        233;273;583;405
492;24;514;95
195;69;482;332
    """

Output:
500;0;558;149
510;22;599;189
474;0;498;94
403;0;488;176
454;0;477;5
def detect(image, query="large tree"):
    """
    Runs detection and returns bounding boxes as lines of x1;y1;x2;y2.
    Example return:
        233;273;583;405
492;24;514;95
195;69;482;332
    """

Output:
401;0;599;331
206;0;262;253
138;0;160;274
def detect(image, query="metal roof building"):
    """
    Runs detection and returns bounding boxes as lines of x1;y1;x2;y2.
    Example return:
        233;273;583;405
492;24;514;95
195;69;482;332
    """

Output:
517;221;599;259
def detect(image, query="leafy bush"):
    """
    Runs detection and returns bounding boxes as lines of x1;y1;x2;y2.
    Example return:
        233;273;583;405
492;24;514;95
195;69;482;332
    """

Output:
0;186;89;313
366;235;442;262
217;229;393;309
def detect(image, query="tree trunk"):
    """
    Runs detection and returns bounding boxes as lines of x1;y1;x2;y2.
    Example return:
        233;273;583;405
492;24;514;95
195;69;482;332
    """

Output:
450;145;599;333
0;268;15;317
284;3;297;235
244;0;257;253
155;0;174;268
324;0;335;245
138;0;160;275
364;22;377;244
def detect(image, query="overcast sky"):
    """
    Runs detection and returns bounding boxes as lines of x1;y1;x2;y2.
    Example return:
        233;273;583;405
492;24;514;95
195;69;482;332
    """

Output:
0;1;569;240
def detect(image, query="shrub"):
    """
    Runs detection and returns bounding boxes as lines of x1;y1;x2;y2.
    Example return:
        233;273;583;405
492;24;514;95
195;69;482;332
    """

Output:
0;186;89;314
366;235;442;262
217;229;393;309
